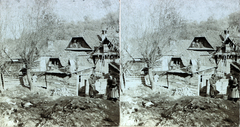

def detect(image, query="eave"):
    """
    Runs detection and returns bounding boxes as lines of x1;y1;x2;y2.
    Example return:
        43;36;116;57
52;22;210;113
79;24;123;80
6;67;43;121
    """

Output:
187;48;215;51
65;48;93;52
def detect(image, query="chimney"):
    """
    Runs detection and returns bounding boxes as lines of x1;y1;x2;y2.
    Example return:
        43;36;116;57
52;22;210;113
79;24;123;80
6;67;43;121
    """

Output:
101;29;107;42
223;29;229;43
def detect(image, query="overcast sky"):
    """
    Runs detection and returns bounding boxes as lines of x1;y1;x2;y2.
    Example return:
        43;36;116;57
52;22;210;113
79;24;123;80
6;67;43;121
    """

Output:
1;0;239;40
53;0;119;22
0;0;119;39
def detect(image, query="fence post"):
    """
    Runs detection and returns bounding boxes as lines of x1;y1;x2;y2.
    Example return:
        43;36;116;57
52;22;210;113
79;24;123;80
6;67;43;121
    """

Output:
198;75;201;96
76;74;79;96
206;79;210;97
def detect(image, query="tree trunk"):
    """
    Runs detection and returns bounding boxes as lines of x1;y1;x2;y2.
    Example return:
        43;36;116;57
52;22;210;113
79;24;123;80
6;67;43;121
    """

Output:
148;68;155;91
27;69;33;91
167;73;169;89
45;73;47;89
206;79;210;97
1;73;5;90
85;79;89;96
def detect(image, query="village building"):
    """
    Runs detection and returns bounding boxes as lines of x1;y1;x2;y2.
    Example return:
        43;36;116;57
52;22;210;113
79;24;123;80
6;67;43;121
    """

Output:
213;32;240;74
197;30;240;97
91;29;119;75
123;53;146;76
1;28;119;97
154;39;216;75
66;29;119;96
4;58;24;78
124;32;239;96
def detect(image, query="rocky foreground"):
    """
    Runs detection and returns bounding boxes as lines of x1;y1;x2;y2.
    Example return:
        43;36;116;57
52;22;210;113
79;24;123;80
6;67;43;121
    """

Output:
0;85;119;127
121;85;239;127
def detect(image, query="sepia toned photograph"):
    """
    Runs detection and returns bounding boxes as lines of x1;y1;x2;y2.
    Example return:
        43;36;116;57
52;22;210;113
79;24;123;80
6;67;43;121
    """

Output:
121;0;240;126
0;0;119;126
1;0;240;127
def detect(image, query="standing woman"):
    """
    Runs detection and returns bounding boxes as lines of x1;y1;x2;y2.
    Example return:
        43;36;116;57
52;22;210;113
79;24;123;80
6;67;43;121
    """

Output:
89;74;97;98
111;77;119;101
144;71;150;86
229;76;239;102
209;74;217;98
106;75;113;100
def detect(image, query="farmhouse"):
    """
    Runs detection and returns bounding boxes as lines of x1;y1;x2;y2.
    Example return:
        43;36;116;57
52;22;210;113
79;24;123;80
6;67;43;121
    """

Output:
124;30;239;97
91;29;120;75
155;39;216;74
2;28;119;97
213;32;240;74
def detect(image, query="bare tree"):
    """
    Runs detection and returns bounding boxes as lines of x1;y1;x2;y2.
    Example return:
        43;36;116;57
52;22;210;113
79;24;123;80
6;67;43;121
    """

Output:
0;49;8;90
136;0;183;91
13;0;56;91
139;36;162;91
0;11;8;90
120;44;135;93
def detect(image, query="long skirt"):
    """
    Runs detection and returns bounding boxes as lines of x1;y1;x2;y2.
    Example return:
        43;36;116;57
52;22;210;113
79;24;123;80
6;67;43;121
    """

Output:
110;87;119;98
89;84;97;97
230;87;240;99
210;85;217;97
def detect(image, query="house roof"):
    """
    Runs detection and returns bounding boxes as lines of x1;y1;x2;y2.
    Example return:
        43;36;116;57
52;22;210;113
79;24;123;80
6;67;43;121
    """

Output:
161;40;192;56
202;30;240;50
85;30;118;49
71;67;93;75
109;62;120;72
231;62;240;71
161;40;217;68
59;56;69;67
187;37;215;51
46;69;68;74
44;40;69;57
82;30;102;49
167;69;188;74
91;37;119;56
65;37;93;51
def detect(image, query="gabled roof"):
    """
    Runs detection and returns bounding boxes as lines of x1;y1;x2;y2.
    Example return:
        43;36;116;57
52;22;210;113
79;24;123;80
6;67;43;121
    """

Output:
91;37;119;56
161;40;192;56
167;68;189;74
203;30;240;50
212;37;240;55
219;34;239;46
187;37;214;51
161;40;215;67
102;38;111;45
194;30;223;50
231;62;240;71
65;37;93;51
109;62;120;72
83;30;102;48
85;29;118;49
59;55;69;67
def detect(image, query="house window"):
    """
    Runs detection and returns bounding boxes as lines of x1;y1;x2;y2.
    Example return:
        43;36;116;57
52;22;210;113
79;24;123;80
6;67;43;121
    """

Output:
70;40;78;48
79;75;81;82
